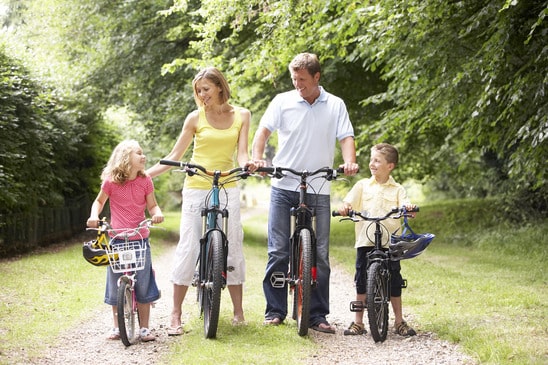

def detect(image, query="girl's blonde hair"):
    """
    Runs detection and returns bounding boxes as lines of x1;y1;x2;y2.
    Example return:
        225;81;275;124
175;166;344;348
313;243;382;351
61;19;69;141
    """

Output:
101;139;145;184
192;67;231;107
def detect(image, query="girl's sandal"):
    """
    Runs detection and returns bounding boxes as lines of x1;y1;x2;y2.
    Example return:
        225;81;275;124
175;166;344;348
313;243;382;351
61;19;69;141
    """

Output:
108;328;120;340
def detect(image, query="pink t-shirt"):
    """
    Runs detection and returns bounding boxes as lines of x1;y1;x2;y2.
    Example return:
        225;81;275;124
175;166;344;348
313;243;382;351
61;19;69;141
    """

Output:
102;175;153;238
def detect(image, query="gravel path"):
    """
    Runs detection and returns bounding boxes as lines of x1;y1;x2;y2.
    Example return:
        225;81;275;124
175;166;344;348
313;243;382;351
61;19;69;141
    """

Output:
25;206;476;365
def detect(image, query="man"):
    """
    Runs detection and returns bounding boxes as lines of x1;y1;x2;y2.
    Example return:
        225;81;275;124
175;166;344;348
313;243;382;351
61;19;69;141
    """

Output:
252;52;359;333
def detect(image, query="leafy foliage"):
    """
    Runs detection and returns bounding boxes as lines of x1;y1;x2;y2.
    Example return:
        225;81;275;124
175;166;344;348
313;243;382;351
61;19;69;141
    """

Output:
2;0;546;217
0;47;110;214
163;0;547;210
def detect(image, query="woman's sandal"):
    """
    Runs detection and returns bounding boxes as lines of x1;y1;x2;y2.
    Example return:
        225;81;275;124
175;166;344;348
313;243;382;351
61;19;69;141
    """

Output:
167;325;183;336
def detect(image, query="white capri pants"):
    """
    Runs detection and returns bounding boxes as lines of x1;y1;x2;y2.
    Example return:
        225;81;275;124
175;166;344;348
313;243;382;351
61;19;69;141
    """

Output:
171;187;245;286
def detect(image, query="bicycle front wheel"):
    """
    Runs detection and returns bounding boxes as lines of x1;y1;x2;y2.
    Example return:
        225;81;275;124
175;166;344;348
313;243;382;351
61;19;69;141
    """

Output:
366;261;389;342
293;228;312;337
117;276;139;346
203;230;223;339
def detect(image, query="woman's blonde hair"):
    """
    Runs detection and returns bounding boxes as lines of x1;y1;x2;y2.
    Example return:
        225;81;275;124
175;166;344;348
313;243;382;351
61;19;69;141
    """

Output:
192;67;231;107
101;139;146;184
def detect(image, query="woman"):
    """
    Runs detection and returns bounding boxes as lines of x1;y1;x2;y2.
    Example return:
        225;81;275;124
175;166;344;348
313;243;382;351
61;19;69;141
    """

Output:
147;67;256;335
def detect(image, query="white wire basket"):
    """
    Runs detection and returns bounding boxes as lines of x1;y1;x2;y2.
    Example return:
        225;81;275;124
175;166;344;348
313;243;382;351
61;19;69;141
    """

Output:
106;234;147;273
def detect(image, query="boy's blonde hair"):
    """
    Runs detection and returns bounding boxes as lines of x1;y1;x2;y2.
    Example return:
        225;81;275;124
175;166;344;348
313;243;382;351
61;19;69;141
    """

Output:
101;139;146;184
192;67;231;107
372;143;399;165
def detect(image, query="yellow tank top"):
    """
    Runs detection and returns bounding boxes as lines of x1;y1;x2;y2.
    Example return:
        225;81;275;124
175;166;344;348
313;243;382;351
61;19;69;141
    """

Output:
184;106;242;190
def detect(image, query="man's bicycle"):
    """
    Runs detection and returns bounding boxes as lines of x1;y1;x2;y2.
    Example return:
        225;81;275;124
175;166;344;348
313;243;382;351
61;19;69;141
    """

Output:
332;207;434;342
84;218;157;346
260;166;343;336
159;159;253;339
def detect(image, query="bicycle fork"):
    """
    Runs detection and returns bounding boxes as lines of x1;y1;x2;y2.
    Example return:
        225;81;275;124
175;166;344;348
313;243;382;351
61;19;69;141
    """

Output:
199;206;229;289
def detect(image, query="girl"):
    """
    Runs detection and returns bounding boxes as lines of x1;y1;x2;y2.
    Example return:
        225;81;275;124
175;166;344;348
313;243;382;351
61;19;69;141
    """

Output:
87;139;164;342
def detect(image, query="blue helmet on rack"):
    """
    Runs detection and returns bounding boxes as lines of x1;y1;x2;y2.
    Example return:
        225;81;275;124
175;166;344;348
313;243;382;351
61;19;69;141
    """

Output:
389;213;435;260
389;232;435;260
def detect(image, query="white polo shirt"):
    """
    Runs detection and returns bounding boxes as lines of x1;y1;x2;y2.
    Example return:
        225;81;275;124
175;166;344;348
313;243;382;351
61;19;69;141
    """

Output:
259;86;354;194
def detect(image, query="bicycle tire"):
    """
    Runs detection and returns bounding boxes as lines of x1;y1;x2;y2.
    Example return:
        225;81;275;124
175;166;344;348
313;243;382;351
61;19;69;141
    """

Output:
366;261;389;342
203;230;223;339
117;276;139;346
293;228;312;337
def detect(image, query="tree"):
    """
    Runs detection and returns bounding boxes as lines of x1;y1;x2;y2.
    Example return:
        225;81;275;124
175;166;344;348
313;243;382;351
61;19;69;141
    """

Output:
163;0;547;211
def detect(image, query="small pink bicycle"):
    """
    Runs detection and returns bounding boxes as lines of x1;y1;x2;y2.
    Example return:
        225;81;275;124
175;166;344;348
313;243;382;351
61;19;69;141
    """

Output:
86;219;157;346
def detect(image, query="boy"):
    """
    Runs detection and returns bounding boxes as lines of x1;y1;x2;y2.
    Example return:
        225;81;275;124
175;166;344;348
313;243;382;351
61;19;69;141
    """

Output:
336;143;417;337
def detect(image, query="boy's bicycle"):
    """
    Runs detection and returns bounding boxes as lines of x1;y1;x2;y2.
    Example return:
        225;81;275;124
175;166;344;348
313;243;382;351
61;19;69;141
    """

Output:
259;166;343;336
159;159;254;339
84;218;158;346
332;207;434;342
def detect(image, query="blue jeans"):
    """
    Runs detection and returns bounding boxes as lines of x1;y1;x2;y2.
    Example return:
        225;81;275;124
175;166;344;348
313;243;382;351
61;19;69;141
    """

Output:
263;187;332;327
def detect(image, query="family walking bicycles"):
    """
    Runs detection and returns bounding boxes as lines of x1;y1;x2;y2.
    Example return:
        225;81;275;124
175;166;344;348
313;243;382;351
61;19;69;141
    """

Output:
82;55;434;344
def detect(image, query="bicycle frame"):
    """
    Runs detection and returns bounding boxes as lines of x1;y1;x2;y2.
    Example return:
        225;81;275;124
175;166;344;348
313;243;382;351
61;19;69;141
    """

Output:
89;219;152;346
333;207;416;342
200;170;229;292
160;159;250;339
260;166;342;336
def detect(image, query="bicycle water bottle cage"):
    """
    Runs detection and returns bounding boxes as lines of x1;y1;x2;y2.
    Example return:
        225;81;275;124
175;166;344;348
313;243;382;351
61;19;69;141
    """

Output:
270;272;286;288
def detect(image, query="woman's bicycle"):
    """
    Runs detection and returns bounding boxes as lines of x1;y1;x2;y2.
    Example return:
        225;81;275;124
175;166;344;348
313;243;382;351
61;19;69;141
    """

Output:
332;207;434;342
85;218;158;346
159;159;253;338
259;166;343;336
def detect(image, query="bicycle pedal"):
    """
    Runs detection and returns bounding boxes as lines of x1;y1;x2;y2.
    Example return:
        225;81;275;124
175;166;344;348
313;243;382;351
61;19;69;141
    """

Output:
350;300;364;312
401;279;408;289
270;272;286;288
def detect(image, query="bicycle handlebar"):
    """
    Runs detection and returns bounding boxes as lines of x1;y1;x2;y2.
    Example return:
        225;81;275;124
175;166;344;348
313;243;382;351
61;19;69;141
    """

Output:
87;218;158;234
331;206;419;221
160;159;248;178
255;166;345;181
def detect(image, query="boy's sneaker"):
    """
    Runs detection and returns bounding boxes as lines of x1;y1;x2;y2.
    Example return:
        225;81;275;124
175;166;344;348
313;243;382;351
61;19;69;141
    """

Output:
140;327;156;342
343;322;366;336
395;321;416;336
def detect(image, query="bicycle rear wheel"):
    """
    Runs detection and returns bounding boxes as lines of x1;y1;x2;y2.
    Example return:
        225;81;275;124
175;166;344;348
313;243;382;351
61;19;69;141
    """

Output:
366;261;389;342
203;230;223;339
117;276;139;346
293;228;312;337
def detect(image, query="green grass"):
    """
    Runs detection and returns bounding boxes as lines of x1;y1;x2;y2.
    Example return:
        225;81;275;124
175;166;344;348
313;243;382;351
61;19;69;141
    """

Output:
158;213;317;364
330;199;548;364
0;201;546;364
0;214;176;363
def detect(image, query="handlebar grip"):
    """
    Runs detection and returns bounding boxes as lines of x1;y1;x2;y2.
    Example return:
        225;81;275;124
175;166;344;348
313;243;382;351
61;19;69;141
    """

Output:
160;159;183;167
256;167;276;174
406;206;420;213
332;210;341;217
